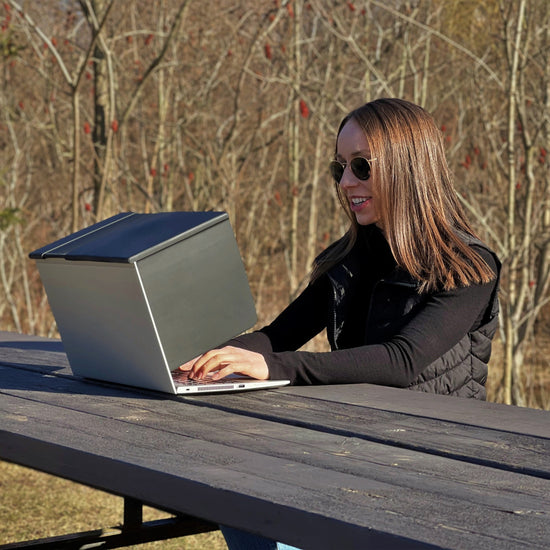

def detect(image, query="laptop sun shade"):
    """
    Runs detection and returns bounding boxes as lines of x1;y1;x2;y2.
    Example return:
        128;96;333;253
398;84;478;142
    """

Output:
29;211;257;394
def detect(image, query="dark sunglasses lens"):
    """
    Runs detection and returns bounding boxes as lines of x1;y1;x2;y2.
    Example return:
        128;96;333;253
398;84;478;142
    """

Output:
329;161;344;183
350;157;371;180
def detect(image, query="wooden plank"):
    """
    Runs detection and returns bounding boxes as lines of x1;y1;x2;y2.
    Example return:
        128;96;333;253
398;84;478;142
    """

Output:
2;331;548;438
180;390;550;479
2;331;547;439
0;331;550;438
2;333;550;548
1;374;550;549
2;333;550;481
2;421;549;550
0;332;71;376
0;412;444;549
2;364;548;506
0;332;54;345
2;361;549;482
284;384;550;438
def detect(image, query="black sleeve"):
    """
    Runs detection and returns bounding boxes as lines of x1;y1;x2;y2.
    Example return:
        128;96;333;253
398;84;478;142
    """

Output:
225;275;330;355
230;249;499;387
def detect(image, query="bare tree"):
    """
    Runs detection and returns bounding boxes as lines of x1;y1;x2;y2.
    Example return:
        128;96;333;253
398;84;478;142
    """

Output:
499;0;550;405
1;0;549;406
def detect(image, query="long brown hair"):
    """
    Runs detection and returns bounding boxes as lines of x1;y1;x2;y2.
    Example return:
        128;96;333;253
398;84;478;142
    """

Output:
312;98;495;292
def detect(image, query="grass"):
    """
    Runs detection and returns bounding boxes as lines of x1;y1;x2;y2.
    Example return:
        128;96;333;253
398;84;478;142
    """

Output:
0;460;227;549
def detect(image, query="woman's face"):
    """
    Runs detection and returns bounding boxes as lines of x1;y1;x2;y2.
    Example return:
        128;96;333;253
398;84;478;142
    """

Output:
335;118;381;227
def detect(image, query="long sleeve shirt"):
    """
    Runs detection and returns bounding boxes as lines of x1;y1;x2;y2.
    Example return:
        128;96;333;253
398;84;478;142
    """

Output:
229;227;499;388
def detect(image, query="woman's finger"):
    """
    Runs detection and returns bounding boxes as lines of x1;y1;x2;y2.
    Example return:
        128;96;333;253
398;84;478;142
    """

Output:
178;355;201;371
188;346;269;381
192;350;233;379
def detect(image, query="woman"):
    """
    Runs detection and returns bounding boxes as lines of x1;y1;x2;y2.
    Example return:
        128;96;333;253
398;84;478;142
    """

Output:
181;98;500;401
182;98;500;550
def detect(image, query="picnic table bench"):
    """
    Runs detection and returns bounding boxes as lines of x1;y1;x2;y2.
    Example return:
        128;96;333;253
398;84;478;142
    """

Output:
0;330;549;549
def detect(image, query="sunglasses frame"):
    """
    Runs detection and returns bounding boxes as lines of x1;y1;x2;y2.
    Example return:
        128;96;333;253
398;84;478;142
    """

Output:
329;157;377;183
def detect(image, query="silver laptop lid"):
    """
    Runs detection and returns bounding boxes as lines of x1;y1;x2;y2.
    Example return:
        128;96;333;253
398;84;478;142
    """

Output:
30;211;258;394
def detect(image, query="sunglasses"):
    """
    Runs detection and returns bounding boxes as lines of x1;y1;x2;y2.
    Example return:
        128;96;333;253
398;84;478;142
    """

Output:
329;157;377;183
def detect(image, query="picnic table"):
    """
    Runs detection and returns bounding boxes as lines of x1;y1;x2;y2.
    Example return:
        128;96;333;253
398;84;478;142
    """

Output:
0;330;549;549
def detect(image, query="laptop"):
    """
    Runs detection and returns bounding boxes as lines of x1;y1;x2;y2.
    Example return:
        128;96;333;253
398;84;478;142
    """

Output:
29;211;290;395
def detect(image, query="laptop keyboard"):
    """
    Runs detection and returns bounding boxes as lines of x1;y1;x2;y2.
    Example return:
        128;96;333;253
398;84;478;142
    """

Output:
172;370;212;385
171;370;246;386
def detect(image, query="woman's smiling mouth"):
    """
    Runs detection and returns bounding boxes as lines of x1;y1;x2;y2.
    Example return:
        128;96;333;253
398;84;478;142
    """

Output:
350;196;372;211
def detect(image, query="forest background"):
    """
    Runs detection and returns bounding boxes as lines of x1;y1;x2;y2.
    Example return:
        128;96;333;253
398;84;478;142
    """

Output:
1;0;549;409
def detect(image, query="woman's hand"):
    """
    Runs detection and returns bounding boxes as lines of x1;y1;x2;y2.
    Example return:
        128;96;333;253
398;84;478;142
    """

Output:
178;346;269;381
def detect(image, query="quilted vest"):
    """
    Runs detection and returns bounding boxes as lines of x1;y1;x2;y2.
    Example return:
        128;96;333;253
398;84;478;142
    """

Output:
325;235;500;399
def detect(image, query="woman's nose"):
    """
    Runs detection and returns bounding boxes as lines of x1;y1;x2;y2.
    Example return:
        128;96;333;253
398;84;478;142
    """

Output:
338;166;358;189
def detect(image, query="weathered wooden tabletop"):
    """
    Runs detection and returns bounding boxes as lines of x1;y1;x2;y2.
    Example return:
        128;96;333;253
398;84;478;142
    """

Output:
1;331;549;549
